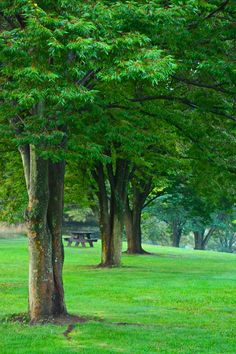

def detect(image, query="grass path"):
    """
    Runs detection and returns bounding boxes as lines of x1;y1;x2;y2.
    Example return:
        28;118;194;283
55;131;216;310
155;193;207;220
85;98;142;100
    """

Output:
0;238;236;353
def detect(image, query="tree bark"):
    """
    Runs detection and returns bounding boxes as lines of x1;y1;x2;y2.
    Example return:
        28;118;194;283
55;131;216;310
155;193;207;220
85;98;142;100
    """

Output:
94;163;112;266
193;231;205;250
125;196;145;254
94;160;129;267
125;181;152;254
19;145;30;192
110;198;124;266
47;160;67;315
193;228;214;250
20;144;67;321
172;221;182;248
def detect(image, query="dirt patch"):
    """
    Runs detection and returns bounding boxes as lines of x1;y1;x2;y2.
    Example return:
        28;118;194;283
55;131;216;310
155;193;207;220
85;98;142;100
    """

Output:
63;324;75;340
4;313;30;324
61;315;105;340
4;313;102;326
62;318;144;340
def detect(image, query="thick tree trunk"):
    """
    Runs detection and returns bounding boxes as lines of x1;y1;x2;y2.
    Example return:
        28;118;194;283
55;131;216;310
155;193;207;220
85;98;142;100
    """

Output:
20;145;67;321
27;146;54;320
172;221;182;248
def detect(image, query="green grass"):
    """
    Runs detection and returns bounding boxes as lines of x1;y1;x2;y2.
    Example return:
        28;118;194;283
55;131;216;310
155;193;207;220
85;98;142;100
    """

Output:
0;237;236;353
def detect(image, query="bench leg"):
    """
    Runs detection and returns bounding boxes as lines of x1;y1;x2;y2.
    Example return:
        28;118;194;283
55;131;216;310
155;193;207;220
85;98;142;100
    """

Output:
67;241;72;247
81;241;86;248
75;241;79;247
88;241;94;248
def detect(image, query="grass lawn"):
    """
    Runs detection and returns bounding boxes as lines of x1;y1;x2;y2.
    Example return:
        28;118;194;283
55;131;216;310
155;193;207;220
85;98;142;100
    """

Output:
0;237;236;353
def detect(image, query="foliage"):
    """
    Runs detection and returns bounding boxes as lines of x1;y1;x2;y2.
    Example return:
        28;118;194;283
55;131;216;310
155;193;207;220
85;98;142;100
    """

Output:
0;151;27;223
0;0;235;243
64;206;93;223
142;216;171;245
208;209;236;253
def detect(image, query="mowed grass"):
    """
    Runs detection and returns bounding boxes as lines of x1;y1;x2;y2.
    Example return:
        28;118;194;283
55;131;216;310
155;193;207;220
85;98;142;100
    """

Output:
0;237;236;354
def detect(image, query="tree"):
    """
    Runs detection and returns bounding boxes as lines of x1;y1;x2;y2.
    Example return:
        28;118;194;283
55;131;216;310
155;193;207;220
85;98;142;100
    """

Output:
0;0;177;316
101;0;236;254
192;228;215;250
0;150;27;224
89;108;182;264
1;0;235;319
202;209;236;253
146;192;188;247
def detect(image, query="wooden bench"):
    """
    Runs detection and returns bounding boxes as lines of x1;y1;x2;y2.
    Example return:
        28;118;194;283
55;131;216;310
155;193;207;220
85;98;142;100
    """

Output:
64;231;98;248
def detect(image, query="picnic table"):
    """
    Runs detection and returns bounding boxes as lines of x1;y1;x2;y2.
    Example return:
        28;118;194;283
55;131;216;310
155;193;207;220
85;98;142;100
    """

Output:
64;231;98;248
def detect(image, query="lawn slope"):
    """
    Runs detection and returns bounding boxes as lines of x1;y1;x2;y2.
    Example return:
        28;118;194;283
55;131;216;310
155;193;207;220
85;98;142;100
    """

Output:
0;237;236;353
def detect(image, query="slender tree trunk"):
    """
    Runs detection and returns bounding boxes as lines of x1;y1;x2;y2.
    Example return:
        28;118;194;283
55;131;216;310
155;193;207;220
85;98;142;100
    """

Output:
107;160;129;266
172;221;182;248
47;161;67;315
94;160;129;267
194;228;215;250
125;182;152;254
124;202;133;252
99;201;123;267
98;196;124;267
94;162;112;266
20;145;67;322
193;231;205;250
125;200;145;254
110;197;124;266
228;234;234;253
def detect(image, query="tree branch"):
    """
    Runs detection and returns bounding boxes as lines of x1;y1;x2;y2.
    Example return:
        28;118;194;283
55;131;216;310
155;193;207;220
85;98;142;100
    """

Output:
77;70;96;86
204;0;230;20
188;0;231;29
143;191;163;209
130;95;236;123
0;13;15;28
15;14;26;29
138;109;236;175
172;75;233;95
130;95;198;108
203;227;216;245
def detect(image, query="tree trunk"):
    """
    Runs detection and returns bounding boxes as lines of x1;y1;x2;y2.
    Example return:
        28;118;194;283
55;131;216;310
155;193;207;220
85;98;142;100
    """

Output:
20;145;67;322
94;161;129;267
110;198;123;266
99;203;123;267
94;162;112;266
193;231;205;250
172;221;182;248
125;182;152;254
193;228;215;250
47;161;67;315
125;199;145;254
